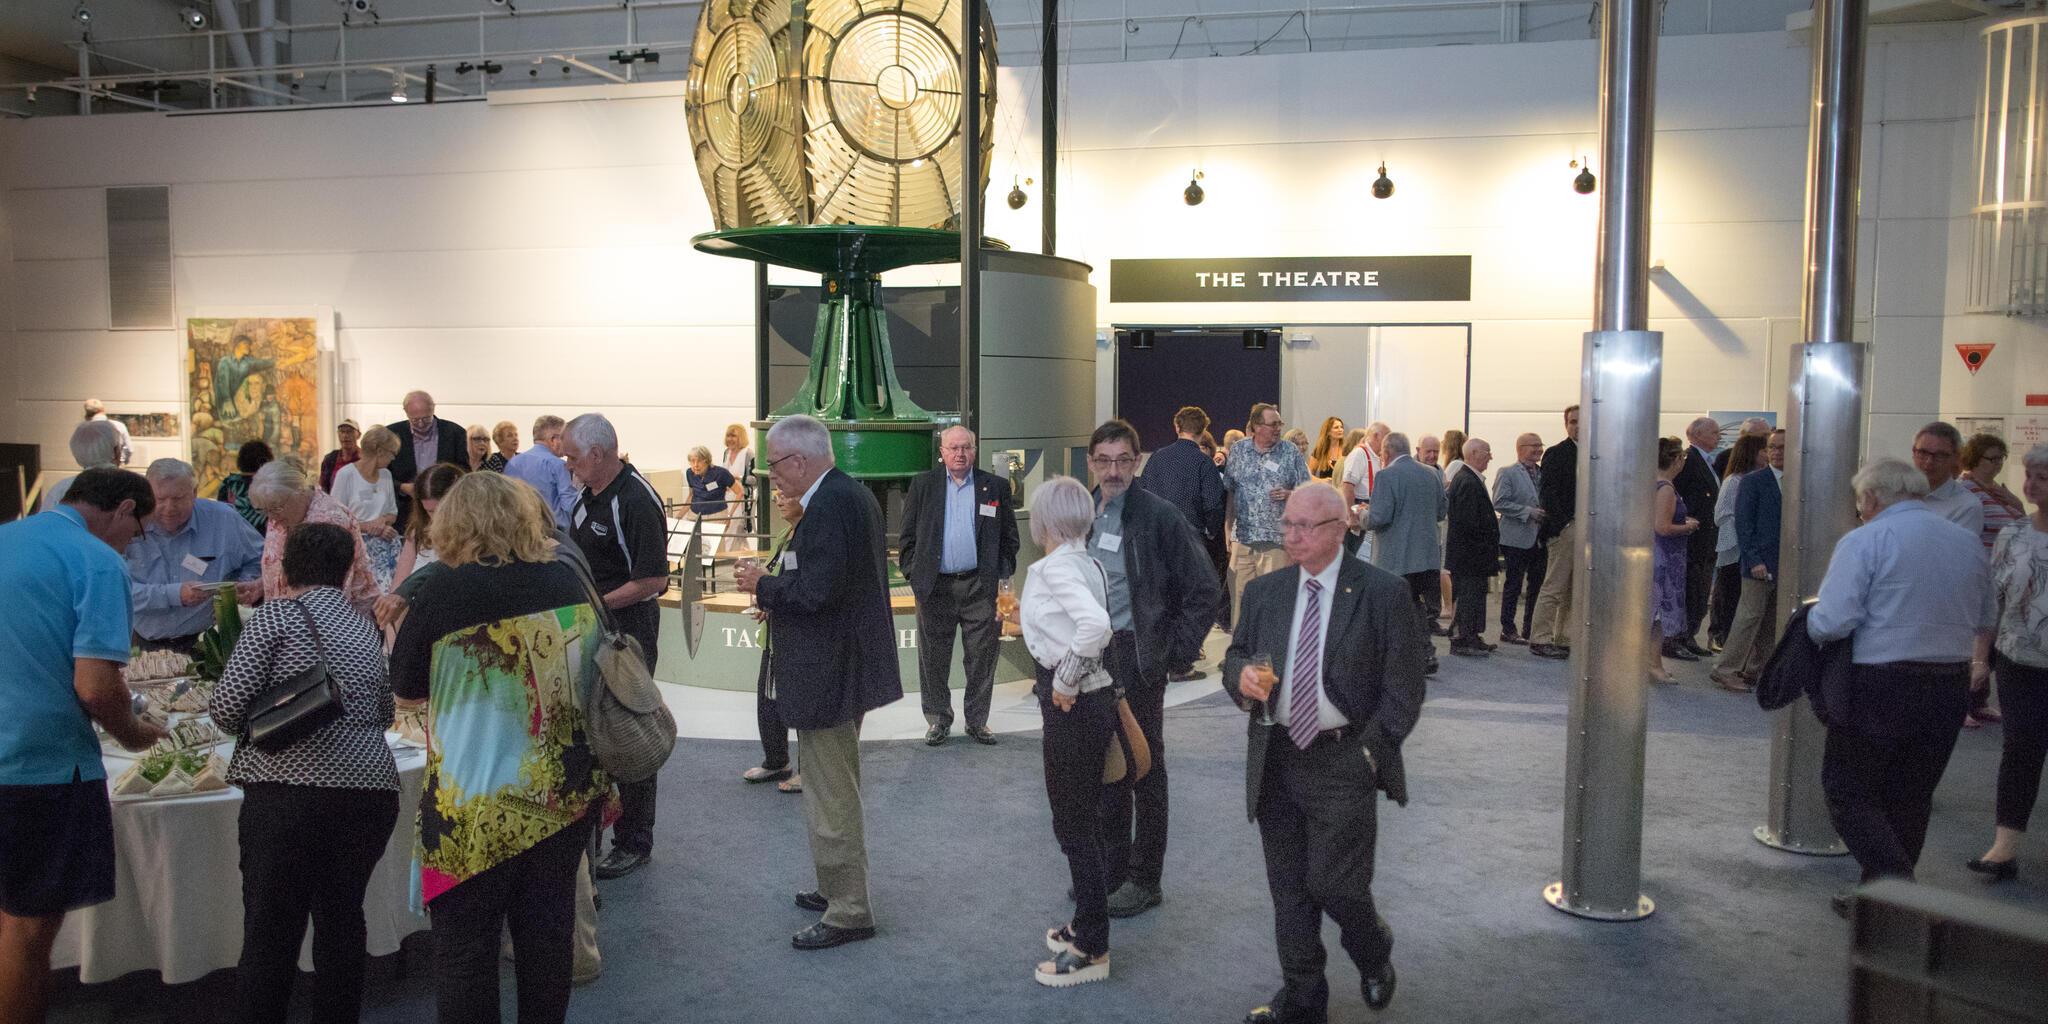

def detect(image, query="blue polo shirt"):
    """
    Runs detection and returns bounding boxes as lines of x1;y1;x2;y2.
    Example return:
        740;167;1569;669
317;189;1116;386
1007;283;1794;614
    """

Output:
0;506;132;784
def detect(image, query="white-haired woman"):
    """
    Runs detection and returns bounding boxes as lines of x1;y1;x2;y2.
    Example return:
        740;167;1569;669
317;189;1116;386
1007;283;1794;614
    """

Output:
39;419;124;511
1968;443;2048;881
248;459;381;617
1006;475;1115;988
332;425;402;591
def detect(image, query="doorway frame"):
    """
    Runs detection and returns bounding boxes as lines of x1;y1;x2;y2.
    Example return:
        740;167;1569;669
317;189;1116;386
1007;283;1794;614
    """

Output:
1108;320;1475;434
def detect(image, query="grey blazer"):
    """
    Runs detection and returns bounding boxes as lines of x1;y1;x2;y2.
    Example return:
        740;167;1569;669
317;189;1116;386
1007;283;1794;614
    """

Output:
1491;462;1543;550
1365;455;1447;576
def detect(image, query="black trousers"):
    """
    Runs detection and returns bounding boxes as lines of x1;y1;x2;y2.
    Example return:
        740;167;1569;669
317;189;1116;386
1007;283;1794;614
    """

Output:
1450;574;1490;643
1707;561;1741;643
1498;544;1545;638
236;784;398;1024
138;632;203;654
1683;551;1716;639
1038;668;1118;957
1995;657;2048;831
429;815;592;1024
609;600;660;856
1401;571;1439;631
916;572;1000;730
1099;630;1168;892
1211;533;1234;629
1821;662;1968;882
1258;729;1392;1022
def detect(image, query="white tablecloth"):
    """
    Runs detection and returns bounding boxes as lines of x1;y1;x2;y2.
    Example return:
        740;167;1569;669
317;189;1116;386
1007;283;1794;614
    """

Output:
51;743;428;985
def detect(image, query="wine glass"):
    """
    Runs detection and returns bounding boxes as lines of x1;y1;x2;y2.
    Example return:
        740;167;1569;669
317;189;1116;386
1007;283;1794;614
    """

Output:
1251;653;1277;726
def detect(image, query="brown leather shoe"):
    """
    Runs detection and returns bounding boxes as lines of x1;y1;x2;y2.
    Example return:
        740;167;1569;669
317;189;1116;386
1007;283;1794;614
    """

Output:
1710;671;1753;693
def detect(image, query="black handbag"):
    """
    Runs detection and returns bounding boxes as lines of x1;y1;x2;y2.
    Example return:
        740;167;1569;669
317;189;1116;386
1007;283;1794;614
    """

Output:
246;599;347;753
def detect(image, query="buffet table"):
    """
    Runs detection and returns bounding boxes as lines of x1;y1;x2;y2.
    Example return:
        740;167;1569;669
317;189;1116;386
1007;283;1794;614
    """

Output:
51;741;429;984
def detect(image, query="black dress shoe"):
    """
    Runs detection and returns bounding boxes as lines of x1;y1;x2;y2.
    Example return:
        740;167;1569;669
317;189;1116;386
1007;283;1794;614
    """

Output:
1363;960;1397;1010
1683;639;1713;658
1243;1007;1321;1024
594;848;648;879
793;890;828;912
924;725;949;746
1966;857;2019;882
1662;640;1699;662
966;725;998;745
1531;644;1570;660
1449;642;1489;658
1499;632;1529;646
1423;657;1440;675
791;921;876;950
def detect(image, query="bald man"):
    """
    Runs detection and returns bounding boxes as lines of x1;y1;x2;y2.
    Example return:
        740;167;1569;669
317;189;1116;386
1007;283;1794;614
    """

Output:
898;426;1018;744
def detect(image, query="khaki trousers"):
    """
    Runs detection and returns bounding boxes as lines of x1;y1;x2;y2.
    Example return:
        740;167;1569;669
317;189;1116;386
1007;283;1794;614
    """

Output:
1530;520;1578;646
797;719;872;929
1229;541;1294;629
1715;576;1778;678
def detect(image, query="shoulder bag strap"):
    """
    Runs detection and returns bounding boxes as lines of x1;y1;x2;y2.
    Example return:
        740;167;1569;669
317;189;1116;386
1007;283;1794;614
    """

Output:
287;597;334;672
554;538;623;637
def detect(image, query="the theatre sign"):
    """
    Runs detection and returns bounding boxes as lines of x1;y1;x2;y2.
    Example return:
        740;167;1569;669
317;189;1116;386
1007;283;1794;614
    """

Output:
1110;256;1472;303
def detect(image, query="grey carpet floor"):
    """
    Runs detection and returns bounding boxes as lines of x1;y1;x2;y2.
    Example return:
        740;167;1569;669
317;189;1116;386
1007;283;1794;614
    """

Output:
51;608;2048;1023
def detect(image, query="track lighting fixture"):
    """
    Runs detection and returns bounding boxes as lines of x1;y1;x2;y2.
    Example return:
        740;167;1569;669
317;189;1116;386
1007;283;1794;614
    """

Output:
1183;169;1205;206
1242;329;1269;351
1371;163;1394;200
178;5;208;30
389;70;409;103
1007;176;1029;209
24;86;36;104
1572;157;1596;195
73;4;93;26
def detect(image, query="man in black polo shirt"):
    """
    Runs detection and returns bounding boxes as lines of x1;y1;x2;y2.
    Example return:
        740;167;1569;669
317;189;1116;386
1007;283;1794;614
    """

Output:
562;413;671;879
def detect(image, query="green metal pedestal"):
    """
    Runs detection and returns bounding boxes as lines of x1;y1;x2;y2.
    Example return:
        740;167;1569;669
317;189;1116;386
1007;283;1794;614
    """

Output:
695;224;1005;481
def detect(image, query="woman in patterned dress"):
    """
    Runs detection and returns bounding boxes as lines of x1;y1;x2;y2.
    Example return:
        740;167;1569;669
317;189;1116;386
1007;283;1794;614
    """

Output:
389;471;608;1024
248;458;381;617
1651;436;1701;683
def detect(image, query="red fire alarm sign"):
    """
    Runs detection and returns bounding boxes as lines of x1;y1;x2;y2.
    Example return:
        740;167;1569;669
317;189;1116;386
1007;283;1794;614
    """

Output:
1956;343;1995;375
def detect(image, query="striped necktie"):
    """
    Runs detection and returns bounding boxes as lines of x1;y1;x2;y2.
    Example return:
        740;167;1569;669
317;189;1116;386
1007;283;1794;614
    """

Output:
1289;579;1325;751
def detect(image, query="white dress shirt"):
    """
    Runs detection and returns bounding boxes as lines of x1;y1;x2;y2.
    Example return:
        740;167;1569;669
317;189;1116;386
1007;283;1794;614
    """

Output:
1274;557;1349;731
1020;540;1114;695
1922;478;1988;542
1806;500;1996;664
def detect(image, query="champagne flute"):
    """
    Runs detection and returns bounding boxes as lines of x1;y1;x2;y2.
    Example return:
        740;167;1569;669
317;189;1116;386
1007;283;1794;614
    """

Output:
995;577;1018;622
1251;654;1277;726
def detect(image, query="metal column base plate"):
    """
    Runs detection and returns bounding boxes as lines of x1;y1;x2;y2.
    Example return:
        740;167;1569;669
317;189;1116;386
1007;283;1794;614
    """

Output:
1752;825;1849;856
1543;882;1655;921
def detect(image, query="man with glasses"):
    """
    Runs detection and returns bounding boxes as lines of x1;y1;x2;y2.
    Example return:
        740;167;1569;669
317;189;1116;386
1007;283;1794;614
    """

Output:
1223;403;1312;630
1086;420;1220;919
1912;421;1987;539
898;426;1018;745
1222;483;1426;1022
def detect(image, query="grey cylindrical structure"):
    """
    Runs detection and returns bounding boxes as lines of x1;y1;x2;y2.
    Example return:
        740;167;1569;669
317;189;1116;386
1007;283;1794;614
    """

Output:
1042;0;1058;255
1757;343;1862;856
1546;329;1662;922
1548;0;1662;922
1592;0;1660;334
1753;0;1868;858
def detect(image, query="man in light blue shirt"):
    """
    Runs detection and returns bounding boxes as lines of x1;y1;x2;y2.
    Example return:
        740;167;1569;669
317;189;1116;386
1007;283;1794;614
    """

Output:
1807;457;1996;909
125;459;265;651
505;414;580;530
0;468;166;1017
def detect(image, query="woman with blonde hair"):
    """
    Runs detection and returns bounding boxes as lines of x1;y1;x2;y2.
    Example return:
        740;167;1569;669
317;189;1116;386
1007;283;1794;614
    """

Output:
390;470;608;1024
332;425;403;591
483;421;519;473
1308;417;1346;479
465;424;493;474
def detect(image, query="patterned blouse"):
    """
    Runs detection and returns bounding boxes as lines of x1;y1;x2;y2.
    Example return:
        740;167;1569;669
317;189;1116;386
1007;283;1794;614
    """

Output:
1991;522;2048;669
210;586;399;791
262;489;382;617
389;558;608;906
481;452;510;473
1222;437;1312;546
217;473;267;532
1963;477;2026;551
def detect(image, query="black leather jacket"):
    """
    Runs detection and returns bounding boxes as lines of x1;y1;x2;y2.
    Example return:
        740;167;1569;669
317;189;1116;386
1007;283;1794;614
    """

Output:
1098;485;1221;683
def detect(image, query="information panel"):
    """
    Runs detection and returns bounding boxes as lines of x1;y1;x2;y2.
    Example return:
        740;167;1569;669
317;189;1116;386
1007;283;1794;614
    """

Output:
1110;255;1472;303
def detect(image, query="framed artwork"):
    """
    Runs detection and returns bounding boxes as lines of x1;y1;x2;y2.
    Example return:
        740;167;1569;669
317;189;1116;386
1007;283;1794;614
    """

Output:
183;310;334;500
108;412;180;438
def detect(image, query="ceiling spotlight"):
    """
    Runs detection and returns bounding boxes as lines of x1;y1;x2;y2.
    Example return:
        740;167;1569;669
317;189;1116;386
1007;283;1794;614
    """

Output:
1572;157;1596;195
73;4;92;26
178;5;207;29
1007;176;1027;210
344;0;374;12
389;70;409;103
1183;169;1205;206
1371;163;1394;200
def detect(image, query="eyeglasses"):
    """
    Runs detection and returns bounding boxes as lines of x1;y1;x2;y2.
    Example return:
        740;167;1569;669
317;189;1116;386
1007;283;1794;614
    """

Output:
1911;447;1956;460
765;452;804;470
1088;455;1139;470
1278;517;1342;534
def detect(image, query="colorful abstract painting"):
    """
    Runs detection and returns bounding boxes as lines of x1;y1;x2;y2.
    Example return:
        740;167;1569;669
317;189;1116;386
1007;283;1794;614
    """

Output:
185;317;322;499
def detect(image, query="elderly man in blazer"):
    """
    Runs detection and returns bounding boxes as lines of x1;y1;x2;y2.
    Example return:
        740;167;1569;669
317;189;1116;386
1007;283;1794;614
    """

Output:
1490;433;1547;644
1444;438;1500;657
385;390;467;531
735;415;905;950
1223;482;1428;1023
1672;417;1723;660
898;425;1019;745
1364;432;1446;675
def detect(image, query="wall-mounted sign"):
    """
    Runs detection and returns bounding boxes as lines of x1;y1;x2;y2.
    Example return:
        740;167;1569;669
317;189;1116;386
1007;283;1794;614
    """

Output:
1955;343;1995;375
1110;256;1472;303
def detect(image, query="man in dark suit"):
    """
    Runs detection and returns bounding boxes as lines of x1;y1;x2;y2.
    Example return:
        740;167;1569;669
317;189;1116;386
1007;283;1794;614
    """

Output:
1529;404;1581;659
1672;417;1723;661
1711;428;1784;692
1223;482;1427;1023
1138;406;1227;681
898;425;1018;745
1444;438;1499;658
1087;419;1221;919
1711;417;1773;477
386;390;467;531
735;415;904;950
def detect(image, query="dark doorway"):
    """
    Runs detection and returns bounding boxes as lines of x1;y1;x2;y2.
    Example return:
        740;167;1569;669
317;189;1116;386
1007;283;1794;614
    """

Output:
1115;329;1282;451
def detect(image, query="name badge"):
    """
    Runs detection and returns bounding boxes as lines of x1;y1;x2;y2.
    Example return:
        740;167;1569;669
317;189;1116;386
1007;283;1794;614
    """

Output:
978;502;998;518
1261;459;1279;472
780;550;798;571
1098;533;1123;553
181;554;209;576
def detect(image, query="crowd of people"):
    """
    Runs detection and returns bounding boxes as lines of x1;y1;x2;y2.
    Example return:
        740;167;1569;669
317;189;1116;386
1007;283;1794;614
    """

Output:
1;389;2045;1024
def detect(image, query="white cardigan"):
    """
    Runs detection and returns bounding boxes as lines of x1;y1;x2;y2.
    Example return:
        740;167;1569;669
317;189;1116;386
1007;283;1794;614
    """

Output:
1020;540;1114;695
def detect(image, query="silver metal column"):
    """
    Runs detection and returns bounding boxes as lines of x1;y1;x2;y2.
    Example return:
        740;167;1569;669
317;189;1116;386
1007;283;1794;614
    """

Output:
1756;0;1869;857
958;0;984;433
1546;0;1661;922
